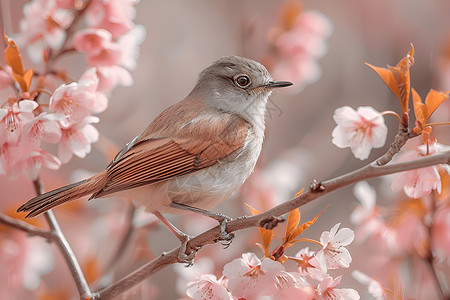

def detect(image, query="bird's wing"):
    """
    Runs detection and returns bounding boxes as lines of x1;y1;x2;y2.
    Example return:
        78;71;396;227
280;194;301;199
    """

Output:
92;115;249;198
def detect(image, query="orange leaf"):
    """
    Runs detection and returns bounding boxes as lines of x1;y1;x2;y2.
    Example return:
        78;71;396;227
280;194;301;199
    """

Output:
424;89;449;120
4;33;25;76
246;204;274;257
285;204;330;247
366;44;414;115
412;88;427;125
283;208;300;243
294;187;304;198
366;63;401;100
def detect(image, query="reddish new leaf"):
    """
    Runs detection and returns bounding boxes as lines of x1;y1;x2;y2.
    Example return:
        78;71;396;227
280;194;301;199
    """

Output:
247;204;274;257
424;89;449;119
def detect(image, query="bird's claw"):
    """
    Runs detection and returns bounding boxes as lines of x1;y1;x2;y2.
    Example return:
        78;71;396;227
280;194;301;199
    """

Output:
213;216;235;248
177;234;200;266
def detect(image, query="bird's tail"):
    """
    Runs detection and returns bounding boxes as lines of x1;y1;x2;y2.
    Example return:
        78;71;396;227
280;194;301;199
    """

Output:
17;172;107;218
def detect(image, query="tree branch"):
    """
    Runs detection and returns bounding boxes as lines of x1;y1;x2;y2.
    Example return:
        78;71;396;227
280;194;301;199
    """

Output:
0;214;52;239
33;179;92;300
92;149;450;300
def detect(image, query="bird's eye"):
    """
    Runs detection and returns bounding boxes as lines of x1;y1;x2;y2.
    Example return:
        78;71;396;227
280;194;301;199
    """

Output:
235;75;250;87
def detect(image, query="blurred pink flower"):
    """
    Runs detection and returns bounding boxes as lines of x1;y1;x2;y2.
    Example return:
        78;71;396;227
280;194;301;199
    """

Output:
391;143;450;198
317;276;360;300
272;10;333;92
351;181;386;242
316;223;354;269
432;206;450;259
86;0;138;37
73;28;113;54
222;253;286;300
185;274;232;300
117;25;146;70
19;0;74;63
332;106;388;160
96;66;133;93
58;116;99;163
352;270;385;300
0;66;14;90
0;231;54;293
0;100;38;145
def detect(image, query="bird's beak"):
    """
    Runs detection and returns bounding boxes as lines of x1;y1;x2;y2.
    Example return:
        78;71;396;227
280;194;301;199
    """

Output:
263;81;293;88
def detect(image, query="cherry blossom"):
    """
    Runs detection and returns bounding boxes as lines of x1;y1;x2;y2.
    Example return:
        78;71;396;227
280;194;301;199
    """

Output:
174;257;216;295
352;270;385;300
391;143;450;198
96;66;134;93
73;28;113;54
332;106;388;160
22;112;62;146
351;181;386;242
86;0;138;37
0;231;54;293
185;274;233;300
58;116;99;163
0;100;38;145
222;253;286;300
272;10;333;92
19;0;74;63
317;276;360;300
294;247;327;280
19;149;61;180
49;69;107;127
316;223;355;269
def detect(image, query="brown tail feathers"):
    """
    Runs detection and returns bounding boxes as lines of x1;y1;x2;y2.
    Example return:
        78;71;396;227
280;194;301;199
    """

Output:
17;172;107;218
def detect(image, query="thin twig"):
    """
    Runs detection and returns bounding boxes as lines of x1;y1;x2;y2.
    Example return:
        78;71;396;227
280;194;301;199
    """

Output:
93;149;450;300
33;179;92;300
0;214;52;239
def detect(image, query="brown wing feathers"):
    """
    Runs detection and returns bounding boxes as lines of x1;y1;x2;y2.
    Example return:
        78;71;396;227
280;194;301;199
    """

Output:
17;103;250;217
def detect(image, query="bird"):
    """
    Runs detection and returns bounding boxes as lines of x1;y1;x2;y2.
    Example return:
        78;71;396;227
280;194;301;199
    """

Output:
17;55;293;262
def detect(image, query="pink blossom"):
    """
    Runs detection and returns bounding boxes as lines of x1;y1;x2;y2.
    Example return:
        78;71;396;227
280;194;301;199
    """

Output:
351;181;386;242
0;231;54;293
352;270;385;300
432;206;450;259
272;10;333;92
294;247;327;280
22;112;62;146
19;0;74;63
73;28;113;54
174;257;215;295
332;106;388;160
316;223;355;269
96;66;133;93
19;149;61;180
185;274;233;300
317;276;360;300
86;0;138;37
117;25;146;70
222;253;286;300
0;66;14;90
49;69;108;127
391;144;449;198
58;116;99;163
0;100;38;145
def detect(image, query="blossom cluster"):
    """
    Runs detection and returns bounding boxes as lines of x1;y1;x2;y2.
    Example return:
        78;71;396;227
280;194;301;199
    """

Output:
183;217;360;299
0;0;144;180
268;3;333;92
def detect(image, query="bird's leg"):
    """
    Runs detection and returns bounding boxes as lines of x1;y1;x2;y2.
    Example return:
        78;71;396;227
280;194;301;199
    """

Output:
170;202;234;247
153;211;199;265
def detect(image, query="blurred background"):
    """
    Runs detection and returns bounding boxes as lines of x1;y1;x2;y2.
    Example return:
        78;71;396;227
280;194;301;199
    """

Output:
1;0;450;299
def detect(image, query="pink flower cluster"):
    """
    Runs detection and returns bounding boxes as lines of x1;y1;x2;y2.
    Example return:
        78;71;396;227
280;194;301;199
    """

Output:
271;10;333;93
72;0;145;93
0;0;145;180
184;224;359;300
